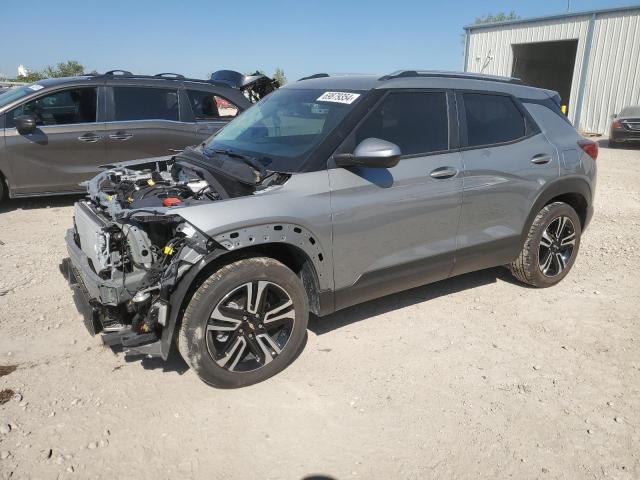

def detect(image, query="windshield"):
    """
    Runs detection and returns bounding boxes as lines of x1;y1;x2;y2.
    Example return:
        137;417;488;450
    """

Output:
0;85;40;110
204;88;364;172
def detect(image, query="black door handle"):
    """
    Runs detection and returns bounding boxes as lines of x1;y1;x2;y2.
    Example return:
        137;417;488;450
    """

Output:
109;132;133;141
78;133;101;143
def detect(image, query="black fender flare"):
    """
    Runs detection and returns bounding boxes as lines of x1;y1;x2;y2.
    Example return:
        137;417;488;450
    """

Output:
520;176;593;244
158;222;330;360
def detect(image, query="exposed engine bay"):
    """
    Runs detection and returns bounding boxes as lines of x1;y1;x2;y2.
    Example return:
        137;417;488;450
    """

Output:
65;150;289;351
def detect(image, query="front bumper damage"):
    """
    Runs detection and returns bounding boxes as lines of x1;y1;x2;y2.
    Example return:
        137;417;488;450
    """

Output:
60;153;289;359
62;201;209;359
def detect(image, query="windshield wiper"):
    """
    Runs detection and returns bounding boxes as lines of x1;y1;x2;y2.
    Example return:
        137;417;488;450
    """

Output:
210;148;268;180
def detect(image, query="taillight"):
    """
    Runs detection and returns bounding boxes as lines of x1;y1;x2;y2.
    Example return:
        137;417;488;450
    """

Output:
612;120;623;129
578;139;598;161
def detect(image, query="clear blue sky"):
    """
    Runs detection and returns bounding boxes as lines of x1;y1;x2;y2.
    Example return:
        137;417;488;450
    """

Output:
1;0;635;81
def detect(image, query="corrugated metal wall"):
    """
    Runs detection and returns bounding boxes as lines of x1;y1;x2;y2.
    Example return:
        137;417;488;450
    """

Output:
465;8;640;134
581;10;640;133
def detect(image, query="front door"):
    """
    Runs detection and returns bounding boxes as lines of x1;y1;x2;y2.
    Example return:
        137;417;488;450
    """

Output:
4;86;106;194
329;90;463;309
105;86;194;162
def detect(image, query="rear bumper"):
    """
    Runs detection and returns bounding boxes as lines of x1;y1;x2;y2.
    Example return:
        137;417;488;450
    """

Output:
611;129;640;142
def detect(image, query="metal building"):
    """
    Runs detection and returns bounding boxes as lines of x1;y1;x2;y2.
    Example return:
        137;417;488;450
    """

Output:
463;5;640;134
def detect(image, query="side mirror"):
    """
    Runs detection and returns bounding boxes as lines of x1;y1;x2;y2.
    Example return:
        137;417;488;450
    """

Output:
334;138;401;169
15;115;37;135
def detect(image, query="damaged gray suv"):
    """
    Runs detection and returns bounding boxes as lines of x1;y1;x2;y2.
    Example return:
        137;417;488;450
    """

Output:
63;71;597;387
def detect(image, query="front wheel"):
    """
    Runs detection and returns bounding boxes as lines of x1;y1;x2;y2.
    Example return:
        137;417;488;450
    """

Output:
509;202;582;287
178;257;309;388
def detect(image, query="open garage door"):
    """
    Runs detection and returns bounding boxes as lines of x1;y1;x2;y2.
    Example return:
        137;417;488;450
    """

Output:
512;40;578;115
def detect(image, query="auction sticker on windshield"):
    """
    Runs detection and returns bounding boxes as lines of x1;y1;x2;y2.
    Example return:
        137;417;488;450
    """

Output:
316;92;360;104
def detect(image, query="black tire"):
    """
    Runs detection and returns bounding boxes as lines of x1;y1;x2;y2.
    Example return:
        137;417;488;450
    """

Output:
608;140;620;148
178;257;308;388
509;202;582;287
0;173;6;204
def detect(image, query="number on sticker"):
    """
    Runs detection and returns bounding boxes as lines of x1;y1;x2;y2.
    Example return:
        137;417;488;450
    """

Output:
316;92;361;105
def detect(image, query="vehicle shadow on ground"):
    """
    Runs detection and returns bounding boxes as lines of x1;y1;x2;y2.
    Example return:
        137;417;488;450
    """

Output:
112;345;190;375
309;266;520;335
116;268;518;375
122;332;310;376
0;194;82;213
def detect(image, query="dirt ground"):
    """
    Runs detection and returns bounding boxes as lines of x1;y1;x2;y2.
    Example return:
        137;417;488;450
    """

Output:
0;142;639;480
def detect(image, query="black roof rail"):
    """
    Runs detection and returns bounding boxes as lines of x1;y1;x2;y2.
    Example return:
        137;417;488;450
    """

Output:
104;69;133;76
379;70;525;85
154;72;185;79
90;71;230;87
298;73;330;81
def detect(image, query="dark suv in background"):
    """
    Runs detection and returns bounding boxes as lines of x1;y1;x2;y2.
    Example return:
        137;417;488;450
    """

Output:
0;70;276;201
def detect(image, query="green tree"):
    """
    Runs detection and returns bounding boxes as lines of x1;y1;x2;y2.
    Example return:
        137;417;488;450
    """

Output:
474;11;520;25
42;60;85;78
18;60;87;82
273;68;286;86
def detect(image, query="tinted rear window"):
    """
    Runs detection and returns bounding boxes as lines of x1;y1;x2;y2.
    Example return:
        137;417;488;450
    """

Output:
113;87;179;121
464;93;525;147
355;91;449;155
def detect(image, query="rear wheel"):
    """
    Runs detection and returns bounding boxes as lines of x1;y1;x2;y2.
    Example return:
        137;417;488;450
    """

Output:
509;202;581;287
178;257;308;388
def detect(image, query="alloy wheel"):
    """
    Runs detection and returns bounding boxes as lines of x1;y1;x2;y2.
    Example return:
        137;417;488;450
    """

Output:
538;215;576;277
205;281;295;372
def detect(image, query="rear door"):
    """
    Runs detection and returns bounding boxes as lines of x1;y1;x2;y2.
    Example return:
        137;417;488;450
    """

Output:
184;89;241;142
453;91;559;274
105;85;194;162
329;90;463;308
4;85;106;194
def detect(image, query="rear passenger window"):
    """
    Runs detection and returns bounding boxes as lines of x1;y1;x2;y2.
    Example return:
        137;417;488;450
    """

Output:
463;93;525;147
113;87;179;121
355;92;449;155
187;90;239;120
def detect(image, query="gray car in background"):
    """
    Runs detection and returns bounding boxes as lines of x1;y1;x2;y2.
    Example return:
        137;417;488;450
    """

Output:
62;70;597;388
0;70;277;201
609;105;640;146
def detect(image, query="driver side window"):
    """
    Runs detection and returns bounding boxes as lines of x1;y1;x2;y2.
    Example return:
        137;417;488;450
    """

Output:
354;91;449;156
7;87;97;128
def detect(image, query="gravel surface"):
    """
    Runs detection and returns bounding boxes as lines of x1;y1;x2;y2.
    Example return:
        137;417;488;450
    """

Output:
0;143;639;479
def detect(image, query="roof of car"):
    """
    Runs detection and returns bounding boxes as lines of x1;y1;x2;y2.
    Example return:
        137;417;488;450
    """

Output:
286;70;554;100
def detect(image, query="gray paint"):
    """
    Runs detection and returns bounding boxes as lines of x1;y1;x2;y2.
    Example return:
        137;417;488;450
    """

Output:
63;72;598;362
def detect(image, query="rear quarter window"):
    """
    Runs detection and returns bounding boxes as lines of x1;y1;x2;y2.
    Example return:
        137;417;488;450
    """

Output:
186;90;239;120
